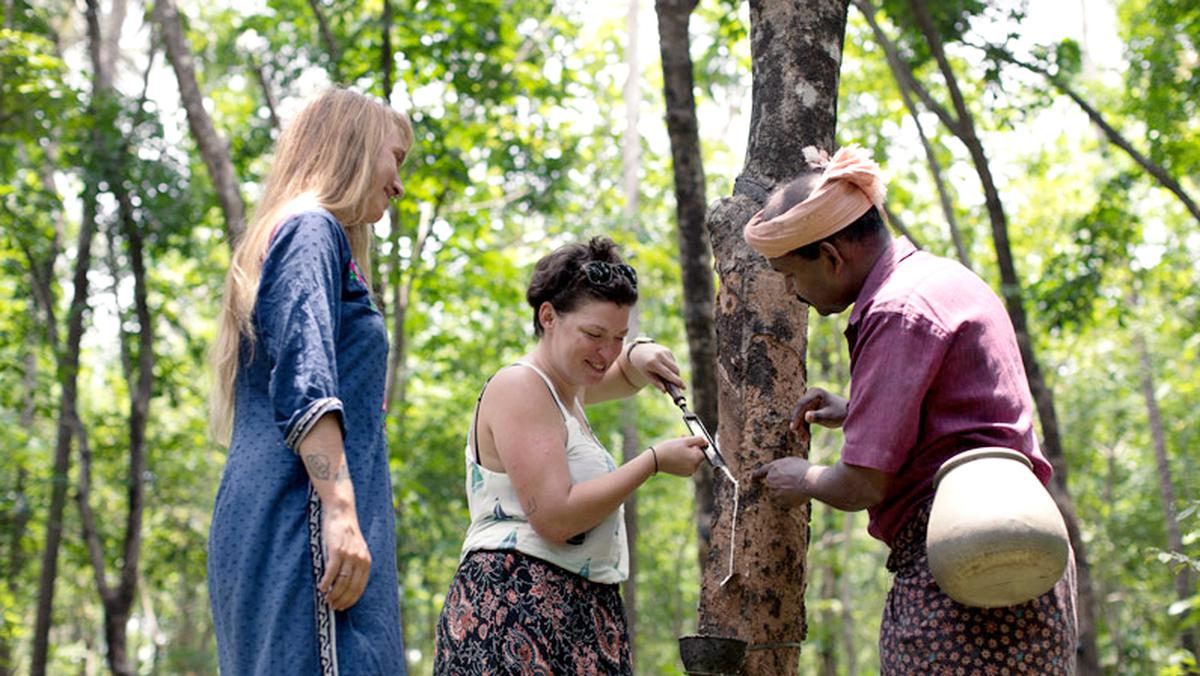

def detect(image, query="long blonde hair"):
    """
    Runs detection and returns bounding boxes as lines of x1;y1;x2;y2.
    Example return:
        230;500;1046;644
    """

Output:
210;88;414;444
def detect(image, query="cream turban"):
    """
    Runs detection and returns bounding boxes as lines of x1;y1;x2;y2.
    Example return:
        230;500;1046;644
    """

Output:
743;145;887;258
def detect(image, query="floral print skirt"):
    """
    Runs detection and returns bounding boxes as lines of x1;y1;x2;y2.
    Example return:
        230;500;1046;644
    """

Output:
435;549;632;675
880;501;1078;675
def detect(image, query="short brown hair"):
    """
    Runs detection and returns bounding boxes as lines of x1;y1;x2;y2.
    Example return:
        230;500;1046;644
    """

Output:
526;236;638;337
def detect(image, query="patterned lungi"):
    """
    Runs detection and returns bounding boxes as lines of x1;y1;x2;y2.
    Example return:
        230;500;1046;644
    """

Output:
880;502;1078;674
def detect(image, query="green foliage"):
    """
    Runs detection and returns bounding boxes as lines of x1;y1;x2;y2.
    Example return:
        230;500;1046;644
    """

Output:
1032;172;1140;332
877;0;995;67
0;29;72;157
3;0;1198;673
1117;0;1200;176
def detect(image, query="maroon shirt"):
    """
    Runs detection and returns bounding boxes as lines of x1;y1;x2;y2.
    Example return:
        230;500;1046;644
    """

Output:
840;238;1052;544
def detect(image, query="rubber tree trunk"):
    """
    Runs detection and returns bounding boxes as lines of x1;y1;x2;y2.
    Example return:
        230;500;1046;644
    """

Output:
306;0;341;82
699;2;849;673
75;182;154;676
1134;332;1199;659
654;0;719;569
852;0;969;268
620;1;642;661
30;1;106;669
153;0;246;244
904;1;1100;670
67;4;153;673
0;320;38;675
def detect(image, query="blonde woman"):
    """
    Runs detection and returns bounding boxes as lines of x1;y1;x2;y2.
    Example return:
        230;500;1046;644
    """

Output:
208;89;412;675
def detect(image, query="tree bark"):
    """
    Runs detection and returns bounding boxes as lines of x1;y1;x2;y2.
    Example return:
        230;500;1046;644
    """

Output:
6;138;60;674
904;2;1100;671
381;0;394;101
152;0;246;244
620;0;641;663
306;0;341;82
816;506;838;676
65;6;154;674
30;1;107;670
698;2;849;673
383;191;446;411
76;190;153;676
882;205;922;249
99;0;126;89
249;57;281;131
1134;332;1198;658
654;0;719;569
0;318;38;675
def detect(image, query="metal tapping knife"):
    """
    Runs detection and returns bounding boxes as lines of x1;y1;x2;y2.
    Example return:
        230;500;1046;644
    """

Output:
663;382;730;470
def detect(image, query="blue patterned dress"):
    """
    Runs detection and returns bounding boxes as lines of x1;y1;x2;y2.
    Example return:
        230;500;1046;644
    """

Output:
208;209;405;675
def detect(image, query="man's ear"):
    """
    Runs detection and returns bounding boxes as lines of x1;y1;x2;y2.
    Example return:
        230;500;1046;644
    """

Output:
818;240;845;275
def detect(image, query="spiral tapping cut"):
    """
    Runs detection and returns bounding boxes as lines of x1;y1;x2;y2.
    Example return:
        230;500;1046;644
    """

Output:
719;466;739;587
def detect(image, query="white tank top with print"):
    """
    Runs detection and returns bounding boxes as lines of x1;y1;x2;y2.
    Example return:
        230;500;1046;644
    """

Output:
458;361;629;584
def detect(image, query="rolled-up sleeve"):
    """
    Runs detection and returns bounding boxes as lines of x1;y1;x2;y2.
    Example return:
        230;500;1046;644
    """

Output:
841;309;950;473
256;213;346;452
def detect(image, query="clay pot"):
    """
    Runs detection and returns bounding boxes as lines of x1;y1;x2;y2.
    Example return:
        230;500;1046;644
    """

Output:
926;447;1069;608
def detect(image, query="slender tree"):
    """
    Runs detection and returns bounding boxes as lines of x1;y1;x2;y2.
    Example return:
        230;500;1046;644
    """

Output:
153;0;246;244
654;0;719;567
306;0;341;81
1134;331;1199;659
619;0;644;662
75;167;155;676
30;1;107;669
854;0;969;267
699;1;850;673
67;8;157;674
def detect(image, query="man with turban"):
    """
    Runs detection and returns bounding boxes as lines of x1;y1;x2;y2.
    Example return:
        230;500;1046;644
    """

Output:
745;145;1078;674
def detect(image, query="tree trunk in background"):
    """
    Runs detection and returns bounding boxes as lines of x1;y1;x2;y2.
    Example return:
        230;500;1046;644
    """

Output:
620;1;641;661
817;505;838;676
381;0;394;102
905;1;1100;670
307;0;341;82
249;57;281;130
619;334;641;664
700;2;849;673
654;0;719;569
838;510;858;675
882;205;922;249
153;0;246;244
0;317;38;675
854;0;969;268
31;2;107;669
69;5;153;673
76;191;153;676
99;0;126;88
383;194;444;412
1134;333;1199;658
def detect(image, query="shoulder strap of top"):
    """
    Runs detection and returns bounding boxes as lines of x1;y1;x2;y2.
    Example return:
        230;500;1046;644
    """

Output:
511;360;571;421
470;374;494;465
471;361;569;464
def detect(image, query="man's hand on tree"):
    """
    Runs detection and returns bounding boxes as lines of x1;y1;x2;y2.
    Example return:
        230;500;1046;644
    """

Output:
791;387;849;432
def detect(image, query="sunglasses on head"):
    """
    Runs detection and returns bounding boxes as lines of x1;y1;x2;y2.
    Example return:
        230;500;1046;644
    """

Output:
582;261;638;292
